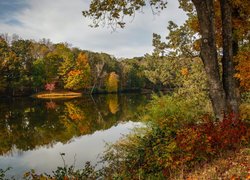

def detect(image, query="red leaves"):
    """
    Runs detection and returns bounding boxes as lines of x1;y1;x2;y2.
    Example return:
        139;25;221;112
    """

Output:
203;114;248;150
175;113;249;165
45;82;55;92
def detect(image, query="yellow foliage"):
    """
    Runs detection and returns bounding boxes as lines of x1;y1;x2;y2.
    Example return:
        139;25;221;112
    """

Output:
188;16;199;32
107;72;119;93
65;102;85;121
239;103;250;121
65;53;91;90
108;95;119;114
193;40;201;51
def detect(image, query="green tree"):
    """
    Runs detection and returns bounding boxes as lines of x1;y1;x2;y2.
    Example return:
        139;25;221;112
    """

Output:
11;39;34;90
152;33;167;57
0;37;9;93
120;58;145;90
142;54;176;91
64;52;91;90
31;59;46;92
83;0;249;119
0;38;21;95
43;53;62;82
55;43;75;85
87;51;120;92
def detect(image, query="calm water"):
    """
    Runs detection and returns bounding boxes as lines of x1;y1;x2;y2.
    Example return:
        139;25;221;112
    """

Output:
0;94;148;178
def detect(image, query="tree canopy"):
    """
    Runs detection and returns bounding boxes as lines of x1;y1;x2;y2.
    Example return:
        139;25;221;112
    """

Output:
83;0;250;119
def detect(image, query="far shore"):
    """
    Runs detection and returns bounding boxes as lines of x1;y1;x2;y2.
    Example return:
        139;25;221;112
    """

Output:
32;90;82;99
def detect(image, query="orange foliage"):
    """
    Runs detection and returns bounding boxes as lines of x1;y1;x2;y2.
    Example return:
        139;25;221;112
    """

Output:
181;68;189;76
235;50;250;90
230;0;250;40
78;124;90;134
68;70;81;76
69;113;82;121
187;0;250;49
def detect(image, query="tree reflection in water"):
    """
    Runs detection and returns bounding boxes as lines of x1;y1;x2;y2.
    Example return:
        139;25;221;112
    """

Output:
0;94;148;156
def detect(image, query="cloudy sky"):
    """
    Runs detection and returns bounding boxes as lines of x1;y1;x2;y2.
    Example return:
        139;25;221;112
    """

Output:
0;0;187;58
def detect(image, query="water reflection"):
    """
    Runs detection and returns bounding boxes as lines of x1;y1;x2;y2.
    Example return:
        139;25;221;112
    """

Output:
0;94;148;177
1;121;142;179
0;94;147;155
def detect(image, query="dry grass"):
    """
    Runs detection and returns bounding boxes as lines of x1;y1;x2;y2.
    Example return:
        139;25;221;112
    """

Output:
32;90;82;99
174;148;250;180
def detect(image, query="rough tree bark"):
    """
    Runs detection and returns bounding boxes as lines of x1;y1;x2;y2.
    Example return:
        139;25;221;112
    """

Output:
220;0;240;117
232;8;241;110
192;0;226;120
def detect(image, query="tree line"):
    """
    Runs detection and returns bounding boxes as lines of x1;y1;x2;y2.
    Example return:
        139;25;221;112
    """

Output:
0;35;146;96
0;33;214;97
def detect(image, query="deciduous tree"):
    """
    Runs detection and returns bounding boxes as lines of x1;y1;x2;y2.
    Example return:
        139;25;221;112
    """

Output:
106;72;119;93
83;0;250;119
64;52;91;90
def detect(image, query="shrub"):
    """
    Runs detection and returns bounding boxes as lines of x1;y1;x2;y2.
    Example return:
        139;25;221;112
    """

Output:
142;94;209;129
23;162;103;180
175;114;249;168
101;113;249;179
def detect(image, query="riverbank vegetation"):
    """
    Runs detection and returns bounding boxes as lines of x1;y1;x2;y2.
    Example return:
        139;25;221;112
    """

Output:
18;94;250;179
81;1;250;178
0;0;249;179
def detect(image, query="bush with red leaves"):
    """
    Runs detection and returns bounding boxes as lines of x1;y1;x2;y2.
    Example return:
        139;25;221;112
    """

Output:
175;113;249;165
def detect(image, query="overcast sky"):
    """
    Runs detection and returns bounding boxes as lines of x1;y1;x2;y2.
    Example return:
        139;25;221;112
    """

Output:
0;0;187;58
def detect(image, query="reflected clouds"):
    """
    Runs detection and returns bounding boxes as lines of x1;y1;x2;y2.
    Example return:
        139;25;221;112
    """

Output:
0;94;148;178
1;121;141;178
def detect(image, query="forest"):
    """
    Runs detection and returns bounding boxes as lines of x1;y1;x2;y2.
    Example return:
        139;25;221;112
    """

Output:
0;34;192;97
0;0;250;179
0;34;136;96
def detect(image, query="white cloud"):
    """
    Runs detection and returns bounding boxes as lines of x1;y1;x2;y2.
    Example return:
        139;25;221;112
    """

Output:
0;0;187;58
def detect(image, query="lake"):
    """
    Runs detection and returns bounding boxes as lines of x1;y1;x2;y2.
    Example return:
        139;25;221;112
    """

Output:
0;94;148;178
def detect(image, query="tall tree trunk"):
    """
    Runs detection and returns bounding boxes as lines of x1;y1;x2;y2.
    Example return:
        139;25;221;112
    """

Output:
91;62;105;94
192;0;226;120
232;7;241;113
220;0;240;117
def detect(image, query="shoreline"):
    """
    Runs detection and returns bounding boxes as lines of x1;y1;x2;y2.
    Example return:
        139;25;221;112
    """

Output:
31;91;82;99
